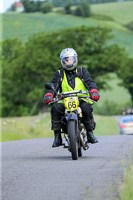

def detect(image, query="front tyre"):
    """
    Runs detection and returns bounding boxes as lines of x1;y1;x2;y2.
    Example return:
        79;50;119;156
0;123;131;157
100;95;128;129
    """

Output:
68;120;78;160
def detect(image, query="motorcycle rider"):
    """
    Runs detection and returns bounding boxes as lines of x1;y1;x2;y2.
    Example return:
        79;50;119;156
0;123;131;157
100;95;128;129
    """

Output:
44;48;100;147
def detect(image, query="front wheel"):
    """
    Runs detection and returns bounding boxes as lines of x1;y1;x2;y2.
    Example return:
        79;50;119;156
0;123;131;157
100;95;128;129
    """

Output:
68;120;78;160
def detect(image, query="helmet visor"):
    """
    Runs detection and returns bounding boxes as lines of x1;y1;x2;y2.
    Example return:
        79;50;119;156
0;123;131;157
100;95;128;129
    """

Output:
62;56;75;68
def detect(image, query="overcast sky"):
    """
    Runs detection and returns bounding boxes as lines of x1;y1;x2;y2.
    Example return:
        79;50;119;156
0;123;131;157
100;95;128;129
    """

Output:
0;0;19;13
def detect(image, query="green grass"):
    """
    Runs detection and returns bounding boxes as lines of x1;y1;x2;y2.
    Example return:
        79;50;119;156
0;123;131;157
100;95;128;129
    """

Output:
1;114;53;142
97;73;131;106
1;113;119;142
2;12;96;42
95;73;132;115
89;17;129;32
118;148;133;200
2;2;133;56
109;29;133;56
119;165;133;200
94;114;119;136
91;1;133;25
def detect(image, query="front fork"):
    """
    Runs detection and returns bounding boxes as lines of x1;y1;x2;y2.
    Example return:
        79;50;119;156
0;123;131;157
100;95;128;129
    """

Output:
63;112;89;150
67;111;79;136
67;112;80;150
62;112;78;149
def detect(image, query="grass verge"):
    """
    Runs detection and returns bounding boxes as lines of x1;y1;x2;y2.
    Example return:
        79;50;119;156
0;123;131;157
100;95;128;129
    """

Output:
1;113;53;142
118;148;133;200
94;115;119;136
1;113;119;142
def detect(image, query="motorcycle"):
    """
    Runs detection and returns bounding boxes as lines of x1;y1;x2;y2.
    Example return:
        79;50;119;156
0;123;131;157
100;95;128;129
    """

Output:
45;83;96;160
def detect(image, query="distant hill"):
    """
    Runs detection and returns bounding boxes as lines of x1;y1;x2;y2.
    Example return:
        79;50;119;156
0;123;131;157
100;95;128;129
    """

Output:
2;2;133;56
92;1;133;25
2;1;133;111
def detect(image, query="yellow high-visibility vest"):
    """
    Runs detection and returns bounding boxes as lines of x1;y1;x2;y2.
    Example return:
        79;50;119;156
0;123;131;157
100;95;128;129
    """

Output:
58;69;93;104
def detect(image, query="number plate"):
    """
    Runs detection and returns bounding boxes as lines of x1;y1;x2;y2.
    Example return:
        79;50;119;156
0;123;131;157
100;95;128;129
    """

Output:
64;97;79;111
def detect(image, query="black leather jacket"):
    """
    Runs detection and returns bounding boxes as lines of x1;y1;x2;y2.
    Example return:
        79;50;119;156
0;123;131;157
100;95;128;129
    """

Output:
46;67;97;96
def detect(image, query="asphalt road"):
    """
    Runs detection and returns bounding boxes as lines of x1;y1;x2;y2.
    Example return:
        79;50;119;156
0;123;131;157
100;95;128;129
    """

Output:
1;135;133;200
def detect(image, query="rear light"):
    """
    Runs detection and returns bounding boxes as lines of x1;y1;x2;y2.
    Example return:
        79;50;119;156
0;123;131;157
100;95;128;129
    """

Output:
120;124;126;128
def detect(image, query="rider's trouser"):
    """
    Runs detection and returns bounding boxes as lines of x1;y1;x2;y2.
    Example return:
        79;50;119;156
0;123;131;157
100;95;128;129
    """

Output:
51;100;96;131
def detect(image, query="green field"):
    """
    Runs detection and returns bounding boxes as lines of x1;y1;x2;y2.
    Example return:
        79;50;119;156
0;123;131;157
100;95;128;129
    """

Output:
97;73;131;106
3;13;96;42
2;1;133;56
92;1;133;25
1;1;133;111
1;113;119;142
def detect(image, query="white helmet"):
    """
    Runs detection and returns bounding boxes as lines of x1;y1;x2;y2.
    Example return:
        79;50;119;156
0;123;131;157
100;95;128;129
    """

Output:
60;48;78;71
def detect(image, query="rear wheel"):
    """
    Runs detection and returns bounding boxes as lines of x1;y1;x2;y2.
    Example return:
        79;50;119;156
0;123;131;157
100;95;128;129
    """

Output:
68;120;78;160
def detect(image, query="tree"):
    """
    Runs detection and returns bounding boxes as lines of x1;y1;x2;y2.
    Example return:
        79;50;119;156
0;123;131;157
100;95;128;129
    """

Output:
51;0;66;7
74;2;91;17
21;0;33;12
74;5;84;17
116;58;133;108
41;3;53;13
64;1;72;14
21;0;44;12
2;39;28;116
10;2;16;11
2;26;131;116
125;21;133;32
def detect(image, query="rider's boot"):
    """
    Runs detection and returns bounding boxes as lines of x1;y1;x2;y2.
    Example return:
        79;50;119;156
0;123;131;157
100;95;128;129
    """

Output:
87;131;98;144
52;130;62;148
84;118;98;144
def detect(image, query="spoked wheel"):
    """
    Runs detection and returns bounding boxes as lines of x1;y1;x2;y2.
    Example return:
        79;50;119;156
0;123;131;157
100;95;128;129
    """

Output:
68;120;78;160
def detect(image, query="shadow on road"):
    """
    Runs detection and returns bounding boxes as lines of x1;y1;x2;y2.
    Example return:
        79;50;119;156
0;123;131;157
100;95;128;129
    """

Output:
2;155;107;162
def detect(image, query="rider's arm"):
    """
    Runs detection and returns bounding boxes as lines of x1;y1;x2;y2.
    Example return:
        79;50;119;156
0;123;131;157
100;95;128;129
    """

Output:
46;70;61;96
82;67;97;91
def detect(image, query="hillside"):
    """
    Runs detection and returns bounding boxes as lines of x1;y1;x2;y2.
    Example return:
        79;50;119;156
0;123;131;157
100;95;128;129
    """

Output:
3;13;95;42
2;2;133;57
92;1;133;25
2;13;133;56
2;1;133;110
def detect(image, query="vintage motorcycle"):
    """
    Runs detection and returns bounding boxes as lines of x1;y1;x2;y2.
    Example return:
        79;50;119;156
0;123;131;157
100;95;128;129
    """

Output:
45;83;96;160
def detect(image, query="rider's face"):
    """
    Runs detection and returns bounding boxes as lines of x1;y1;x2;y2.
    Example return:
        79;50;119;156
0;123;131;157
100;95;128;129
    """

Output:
65;57;74;65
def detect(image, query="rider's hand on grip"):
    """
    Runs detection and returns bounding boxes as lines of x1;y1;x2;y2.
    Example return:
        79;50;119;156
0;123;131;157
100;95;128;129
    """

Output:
44;93;54;104
89;89;100;101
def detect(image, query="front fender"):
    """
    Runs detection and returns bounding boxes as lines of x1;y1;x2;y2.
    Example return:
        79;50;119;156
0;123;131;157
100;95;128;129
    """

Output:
67;113;78;121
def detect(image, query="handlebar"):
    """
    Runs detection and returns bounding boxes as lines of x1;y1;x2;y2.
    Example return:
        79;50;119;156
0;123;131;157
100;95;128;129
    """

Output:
48;90;97;104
